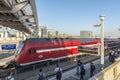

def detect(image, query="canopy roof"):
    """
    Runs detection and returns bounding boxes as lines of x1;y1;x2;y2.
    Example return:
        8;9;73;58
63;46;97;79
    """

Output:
0;0;38;34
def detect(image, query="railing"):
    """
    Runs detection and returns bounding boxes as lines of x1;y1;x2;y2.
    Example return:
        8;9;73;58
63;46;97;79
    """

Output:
89;58;120;80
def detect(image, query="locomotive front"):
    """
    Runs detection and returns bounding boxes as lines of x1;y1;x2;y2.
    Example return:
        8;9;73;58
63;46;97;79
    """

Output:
14;43;24;65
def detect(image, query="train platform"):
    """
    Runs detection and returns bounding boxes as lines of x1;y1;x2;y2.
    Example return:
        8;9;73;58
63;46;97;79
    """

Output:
0;55;14;66
48;56;109;80
22;53;100;80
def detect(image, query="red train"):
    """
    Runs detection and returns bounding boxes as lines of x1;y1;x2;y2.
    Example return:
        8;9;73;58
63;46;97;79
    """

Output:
15;38;80;66
78;39;120;52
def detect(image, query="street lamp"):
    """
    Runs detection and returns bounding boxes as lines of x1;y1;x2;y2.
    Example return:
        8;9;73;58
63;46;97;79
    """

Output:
94;15;105;69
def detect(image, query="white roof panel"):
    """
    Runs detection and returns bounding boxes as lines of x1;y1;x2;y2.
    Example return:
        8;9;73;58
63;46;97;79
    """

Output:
22;4;33;15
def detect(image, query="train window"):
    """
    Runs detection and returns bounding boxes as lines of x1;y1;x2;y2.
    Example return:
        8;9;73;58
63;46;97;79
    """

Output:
15;44;23;55
30;49;36;54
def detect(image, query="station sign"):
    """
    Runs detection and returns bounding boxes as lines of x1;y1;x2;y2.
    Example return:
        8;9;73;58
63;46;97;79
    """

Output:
1;44;16;50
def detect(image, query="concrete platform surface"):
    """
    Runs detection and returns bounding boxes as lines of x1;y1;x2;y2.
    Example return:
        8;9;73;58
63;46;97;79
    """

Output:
48;56;109;80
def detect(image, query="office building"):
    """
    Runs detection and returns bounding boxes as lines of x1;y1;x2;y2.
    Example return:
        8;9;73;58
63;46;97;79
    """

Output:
41;26;47;38
80;31;93;38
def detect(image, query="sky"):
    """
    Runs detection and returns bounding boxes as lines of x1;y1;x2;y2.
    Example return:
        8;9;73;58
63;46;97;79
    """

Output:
36;0;120;38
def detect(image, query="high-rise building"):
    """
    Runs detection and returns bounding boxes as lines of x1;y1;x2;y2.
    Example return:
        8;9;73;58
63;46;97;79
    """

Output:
80;31;93;38
56;31;58;37
41;26;47;38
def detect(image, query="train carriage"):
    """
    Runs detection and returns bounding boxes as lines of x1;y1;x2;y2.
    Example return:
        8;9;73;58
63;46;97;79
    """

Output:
15;38;80;66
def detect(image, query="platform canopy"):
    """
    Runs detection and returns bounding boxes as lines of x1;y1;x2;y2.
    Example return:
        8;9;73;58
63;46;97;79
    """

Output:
0;0;38;34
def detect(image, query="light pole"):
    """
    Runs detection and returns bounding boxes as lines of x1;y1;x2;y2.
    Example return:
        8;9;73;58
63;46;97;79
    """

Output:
94;15;105;69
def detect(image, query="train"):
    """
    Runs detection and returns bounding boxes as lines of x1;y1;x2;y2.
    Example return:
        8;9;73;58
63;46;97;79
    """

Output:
1;38;120;68
14;38;80;66
78;40;100;52
78;39;120;52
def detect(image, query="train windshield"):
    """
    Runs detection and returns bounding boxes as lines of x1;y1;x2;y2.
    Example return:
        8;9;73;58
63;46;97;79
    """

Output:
15;43;24;55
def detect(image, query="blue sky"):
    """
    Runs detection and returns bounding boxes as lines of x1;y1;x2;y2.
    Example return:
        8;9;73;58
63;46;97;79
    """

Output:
36;0;120;37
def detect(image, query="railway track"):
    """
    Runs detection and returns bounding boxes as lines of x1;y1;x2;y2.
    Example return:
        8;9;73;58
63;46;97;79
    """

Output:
0;53;100;80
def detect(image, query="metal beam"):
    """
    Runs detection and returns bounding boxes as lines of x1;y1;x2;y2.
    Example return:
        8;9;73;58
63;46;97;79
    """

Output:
19;15;33;21
29;0;38;26
1;25;30;33
0;21;21;24
26;25;36;28
0;6;11;13
1;25;23;28
0;23;22;26
30;24;36;26
0;19;18;21
12;1;28;13
0;16;18;21
0;0;11;9
23;22;35;25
